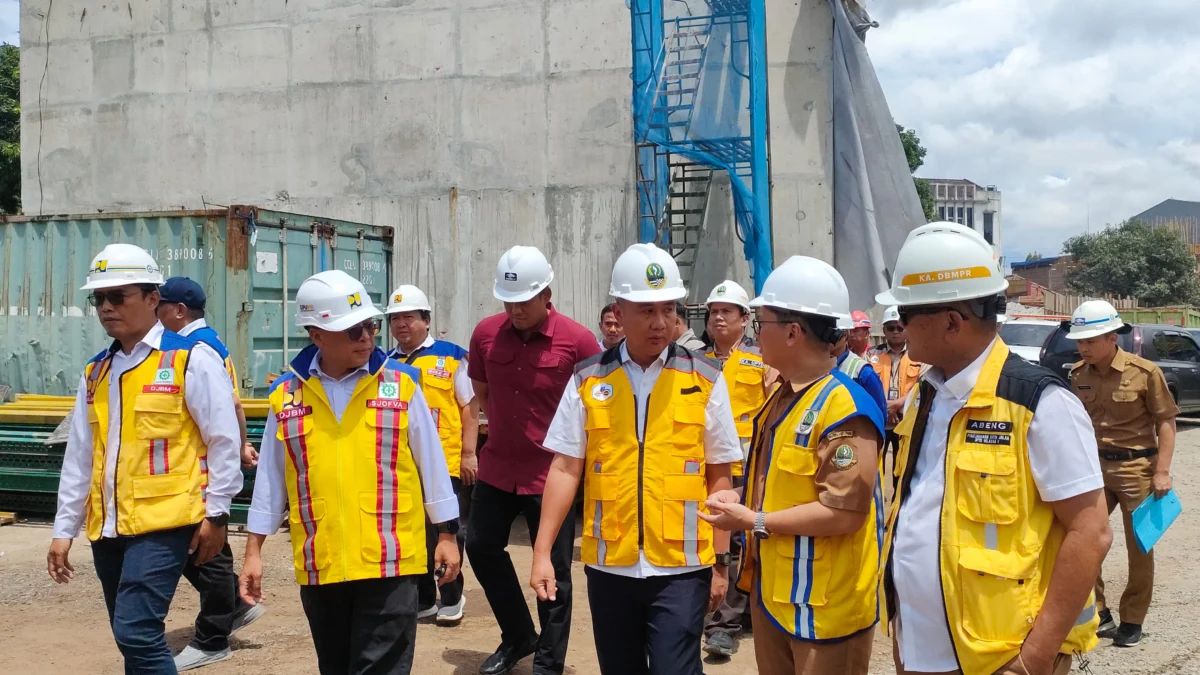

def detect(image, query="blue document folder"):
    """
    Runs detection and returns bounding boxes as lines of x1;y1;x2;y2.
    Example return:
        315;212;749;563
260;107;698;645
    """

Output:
1132;489;1182;554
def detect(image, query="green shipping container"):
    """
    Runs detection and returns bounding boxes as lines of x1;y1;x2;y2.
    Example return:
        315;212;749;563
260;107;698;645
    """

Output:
0;207;393;398
1119;306;1200;328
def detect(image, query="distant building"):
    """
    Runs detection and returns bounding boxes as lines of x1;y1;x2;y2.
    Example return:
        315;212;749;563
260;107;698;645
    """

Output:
927;179;1003;258
1133;198;1200;245
1008;255;1073;293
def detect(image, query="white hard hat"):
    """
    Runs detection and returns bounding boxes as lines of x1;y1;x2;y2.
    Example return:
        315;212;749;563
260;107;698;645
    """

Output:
81;243;164;290
385;284;432;314
610;243;687;303
296;270;382;331
882;306;901;324
1065;300;1127;340
494;246;554;303
876;221;1007;307
705;280;751;312
996;313;1009;324
750;256;850;322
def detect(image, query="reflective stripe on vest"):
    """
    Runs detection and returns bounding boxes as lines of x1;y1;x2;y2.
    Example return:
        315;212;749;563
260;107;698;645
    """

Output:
838;352;869;379
373;367;404;578
278;375;320;585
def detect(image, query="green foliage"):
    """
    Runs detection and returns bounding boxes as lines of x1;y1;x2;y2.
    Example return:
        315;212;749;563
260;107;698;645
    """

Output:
915;178;936;223
897;124;935;222
0;43;19;214
1064;219;1200;306
1025;252;1043;262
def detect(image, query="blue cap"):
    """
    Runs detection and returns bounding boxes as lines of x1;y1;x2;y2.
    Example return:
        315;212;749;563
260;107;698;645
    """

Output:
159;277;207;310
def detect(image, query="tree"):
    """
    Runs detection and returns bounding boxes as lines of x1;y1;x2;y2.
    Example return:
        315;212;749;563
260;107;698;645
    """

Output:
897;124;935;222
0;43;18;214
1064;219;1200;306
1025;252;1043;262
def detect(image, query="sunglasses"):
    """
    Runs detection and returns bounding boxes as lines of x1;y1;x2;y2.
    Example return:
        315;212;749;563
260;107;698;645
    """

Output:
897;306;967;325
883;324;905;333
344;318;382;342
89;289;143;308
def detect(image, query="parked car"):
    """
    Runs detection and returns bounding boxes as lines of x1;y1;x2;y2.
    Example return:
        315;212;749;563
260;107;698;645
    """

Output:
1039;323;1200;412
1000;318;1061;362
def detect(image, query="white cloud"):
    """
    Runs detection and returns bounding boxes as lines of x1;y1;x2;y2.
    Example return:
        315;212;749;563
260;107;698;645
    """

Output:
866;0;1200;261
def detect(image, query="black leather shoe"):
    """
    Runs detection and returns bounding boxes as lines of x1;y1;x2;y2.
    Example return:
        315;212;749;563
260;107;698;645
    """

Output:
479;636;539;675
1096;609;1117;639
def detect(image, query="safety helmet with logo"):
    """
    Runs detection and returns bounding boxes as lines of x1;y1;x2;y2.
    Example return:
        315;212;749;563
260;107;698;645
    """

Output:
705;279;751;312
1064;300;1130;340
296;270;383;331
882;306;901;325
750;256;850;322
494;246;554;303
81;243;165;290
385;284;432;314
610;243;687;303
851;310;871;329
875;221;1008;307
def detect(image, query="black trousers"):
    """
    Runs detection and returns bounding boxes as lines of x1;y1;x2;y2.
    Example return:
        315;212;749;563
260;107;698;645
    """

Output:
586;567;712;675
299;576;419;675
465;479;574;675
418;476;469;608
181;540;248;651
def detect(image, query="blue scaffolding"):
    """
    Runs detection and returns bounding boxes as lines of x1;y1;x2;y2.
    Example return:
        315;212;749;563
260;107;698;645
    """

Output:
631;0;772;293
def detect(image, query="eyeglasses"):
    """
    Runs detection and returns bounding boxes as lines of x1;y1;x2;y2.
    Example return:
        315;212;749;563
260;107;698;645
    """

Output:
344;318;382;342
897;306;967;326
883;324;905;333
89;289;142;308
752;319;794;335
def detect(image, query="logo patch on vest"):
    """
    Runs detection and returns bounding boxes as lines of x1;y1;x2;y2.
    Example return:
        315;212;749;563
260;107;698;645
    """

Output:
378;382;401;400
797;409;818;434
965;432;1012;446
870;355;880;364
825;430;854;441
965;420;1013;432
739;357;763;368
427;368;452;380
155;368;175;385
276;406;313;421
143;384;180;394
832;445;857;470
591;383;614;401
367;399;409;410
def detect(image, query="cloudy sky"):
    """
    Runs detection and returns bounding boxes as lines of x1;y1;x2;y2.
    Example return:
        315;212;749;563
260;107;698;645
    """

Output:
0;1;14;46
866;0;1200;262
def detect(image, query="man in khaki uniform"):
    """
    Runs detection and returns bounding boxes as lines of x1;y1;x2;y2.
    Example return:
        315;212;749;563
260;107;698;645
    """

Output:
1066;300;1178;648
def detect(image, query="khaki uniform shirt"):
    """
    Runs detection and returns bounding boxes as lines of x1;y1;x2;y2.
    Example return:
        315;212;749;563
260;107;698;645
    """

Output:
1071;347;1180;451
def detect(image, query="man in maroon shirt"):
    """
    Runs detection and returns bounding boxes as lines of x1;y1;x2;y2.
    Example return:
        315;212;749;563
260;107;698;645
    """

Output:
467;245;601;675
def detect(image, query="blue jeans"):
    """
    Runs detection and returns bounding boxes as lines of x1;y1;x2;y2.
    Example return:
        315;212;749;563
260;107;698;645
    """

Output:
92;526;195;674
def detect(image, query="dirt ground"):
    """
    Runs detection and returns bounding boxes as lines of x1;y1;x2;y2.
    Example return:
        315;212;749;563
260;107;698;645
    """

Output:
3;423;1200;674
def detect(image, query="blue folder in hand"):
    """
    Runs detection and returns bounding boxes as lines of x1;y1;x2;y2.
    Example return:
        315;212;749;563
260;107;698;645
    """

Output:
1132;489;1182;554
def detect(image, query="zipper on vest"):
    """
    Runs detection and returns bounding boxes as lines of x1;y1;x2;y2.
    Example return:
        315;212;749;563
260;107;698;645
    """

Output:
637;391;648;549
939;410;964;671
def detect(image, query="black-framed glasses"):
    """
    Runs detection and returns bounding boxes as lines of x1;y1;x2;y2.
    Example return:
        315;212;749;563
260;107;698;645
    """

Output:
89;289;142;308
897;306;967;325
345;318;382;342
752;319;793;335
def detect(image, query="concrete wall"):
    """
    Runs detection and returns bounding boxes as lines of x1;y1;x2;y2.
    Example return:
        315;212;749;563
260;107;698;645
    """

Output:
20;0;832;343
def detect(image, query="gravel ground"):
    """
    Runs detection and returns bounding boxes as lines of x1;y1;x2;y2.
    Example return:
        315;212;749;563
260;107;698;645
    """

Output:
2;422;1198;674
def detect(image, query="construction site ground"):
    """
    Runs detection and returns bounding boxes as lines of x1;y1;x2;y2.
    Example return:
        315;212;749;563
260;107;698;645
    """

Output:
2;421;1199;674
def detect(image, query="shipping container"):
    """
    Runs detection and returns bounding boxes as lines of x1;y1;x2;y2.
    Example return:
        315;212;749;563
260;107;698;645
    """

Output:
1119;306;1200;328
0;207;393;398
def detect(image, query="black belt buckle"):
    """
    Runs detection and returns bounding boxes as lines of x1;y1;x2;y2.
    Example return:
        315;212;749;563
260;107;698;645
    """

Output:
1100;448;1158;462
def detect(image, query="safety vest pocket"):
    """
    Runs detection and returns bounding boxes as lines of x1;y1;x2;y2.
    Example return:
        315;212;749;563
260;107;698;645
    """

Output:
955;449;1019;525
133;394;184;440
130;473;193;532
662;473;708;541
770;535;828;607
289;498;330;574
359;491;419;563
422;372;454;390
584;473;622;541
774;444;820;506
585;406;612;432
365;406;410;431
673;404;706;450
957;547;1036;643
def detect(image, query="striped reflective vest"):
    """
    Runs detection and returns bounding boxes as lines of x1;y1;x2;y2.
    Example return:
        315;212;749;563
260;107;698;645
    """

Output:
880;342;1099;675
706;337;769;478
392;340;468;478
736;371;885;640
868;346;921;405
837;351;870;379
83;332;207;541
268;346;427;585
576;344;720;568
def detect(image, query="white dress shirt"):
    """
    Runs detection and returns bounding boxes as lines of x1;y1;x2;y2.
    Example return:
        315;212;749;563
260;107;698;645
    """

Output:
54;322;243;539
179;317;207;337
544;343;742;579
892;339;1103;671
390;336;475;407
246;350;459;536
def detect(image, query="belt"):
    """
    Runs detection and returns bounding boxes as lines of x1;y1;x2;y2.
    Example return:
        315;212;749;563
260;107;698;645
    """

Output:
1099;448;1157;462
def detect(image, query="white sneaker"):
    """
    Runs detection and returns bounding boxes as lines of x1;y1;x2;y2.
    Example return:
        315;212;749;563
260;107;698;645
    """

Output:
231;603;266;634
437;597;465;625
417;604;439;620
174;645;232;672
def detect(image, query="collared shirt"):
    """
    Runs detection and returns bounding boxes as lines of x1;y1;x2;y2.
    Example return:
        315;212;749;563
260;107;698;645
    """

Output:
246;350;458;534
389;335;475;407
892;339;1103;671
1071;347;1179;451
468;306;602;495
544;342;742;578
54;322;243;539
837;350;887;415
887;346;906;400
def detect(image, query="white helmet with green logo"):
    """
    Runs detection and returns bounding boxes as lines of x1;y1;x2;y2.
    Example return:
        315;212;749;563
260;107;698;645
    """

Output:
609;243;687;303
705;280;751;312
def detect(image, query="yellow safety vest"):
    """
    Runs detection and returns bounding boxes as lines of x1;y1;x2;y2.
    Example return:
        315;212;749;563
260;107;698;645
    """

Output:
393;340;468;478
736;371;885;640
881;341;1098;675
269;347;428;585
706;337;769;478
83;333;207;541
577;344;720;568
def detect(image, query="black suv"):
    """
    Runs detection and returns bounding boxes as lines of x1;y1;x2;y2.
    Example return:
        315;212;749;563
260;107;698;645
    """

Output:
1039;323;1200;412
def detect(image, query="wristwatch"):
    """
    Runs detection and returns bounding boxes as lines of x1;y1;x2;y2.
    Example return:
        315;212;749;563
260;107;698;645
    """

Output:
752;511;770;540
436;520;461;536
714;551;733;567
206;513;229;528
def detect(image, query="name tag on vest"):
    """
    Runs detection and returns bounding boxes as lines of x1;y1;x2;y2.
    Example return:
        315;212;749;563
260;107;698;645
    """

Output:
966;420;1013;432
739;358;763;368
426;368;452;379
965;432;1012;446
143;384;180;394
276;406;313;421
368;399;409;410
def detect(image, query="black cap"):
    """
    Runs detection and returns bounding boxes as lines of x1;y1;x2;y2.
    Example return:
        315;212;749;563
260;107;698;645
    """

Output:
159;277;206;310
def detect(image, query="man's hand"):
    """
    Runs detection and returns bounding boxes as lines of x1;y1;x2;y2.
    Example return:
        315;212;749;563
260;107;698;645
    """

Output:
887;398;904;426
433;533;461;586
699;498;756;531
1153;471;1172;499
241;442;259;469
706;489;742;507
239;552;264;606
189;519;227;566
529;551;558;602
460;452;478;486
47;538;75;584
709;566;729;612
